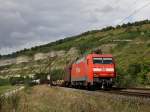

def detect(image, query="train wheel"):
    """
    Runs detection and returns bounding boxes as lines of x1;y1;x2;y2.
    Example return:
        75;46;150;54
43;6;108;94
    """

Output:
88;85;96;91
101;82;106;89
101;84;112;90
101;83;108;90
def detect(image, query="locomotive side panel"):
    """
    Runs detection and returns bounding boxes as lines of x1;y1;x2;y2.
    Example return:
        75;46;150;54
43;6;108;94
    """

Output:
71;62;88;82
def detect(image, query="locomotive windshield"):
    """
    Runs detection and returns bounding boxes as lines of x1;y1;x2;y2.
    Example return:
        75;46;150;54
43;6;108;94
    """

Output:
93;57;113;64
93;58;103;64
103;58;113;64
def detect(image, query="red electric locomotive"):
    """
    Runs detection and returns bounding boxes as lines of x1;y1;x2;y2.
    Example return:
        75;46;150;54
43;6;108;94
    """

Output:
64;53;116;89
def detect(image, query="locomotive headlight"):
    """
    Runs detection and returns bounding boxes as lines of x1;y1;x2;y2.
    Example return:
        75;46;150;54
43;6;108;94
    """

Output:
93;68;114;72
106;68;114;72
93;68;102;72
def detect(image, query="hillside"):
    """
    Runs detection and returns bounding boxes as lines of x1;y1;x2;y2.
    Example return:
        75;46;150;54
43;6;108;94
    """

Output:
0;20;150;87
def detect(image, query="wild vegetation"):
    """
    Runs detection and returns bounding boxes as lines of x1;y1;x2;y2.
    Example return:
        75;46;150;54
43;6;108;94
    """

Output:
0;93;20;112
1;85;150;112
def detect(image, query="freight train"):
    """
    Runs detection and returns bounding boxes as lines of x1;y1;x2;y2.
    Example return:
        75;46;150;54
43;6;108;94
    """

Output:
64;53;116;89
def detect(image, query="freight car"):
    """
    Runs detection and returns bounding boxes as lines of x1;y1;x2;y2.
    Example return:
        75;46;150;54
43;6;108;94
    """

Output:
64;53;116;89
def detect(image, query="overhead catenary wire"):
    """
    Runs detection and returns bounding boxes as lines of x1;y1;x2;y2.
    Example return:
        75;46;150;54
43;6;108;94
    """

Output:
95;0;147;29
101;0;140;28
132;0;139;5
115;0;139;7
119;1;150;24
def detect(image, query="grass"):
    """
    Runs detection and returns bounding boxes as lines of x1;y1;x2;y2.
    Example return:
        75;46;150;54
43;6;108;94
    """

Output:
0;85;18;94
0;85;148;112
0;92;20;112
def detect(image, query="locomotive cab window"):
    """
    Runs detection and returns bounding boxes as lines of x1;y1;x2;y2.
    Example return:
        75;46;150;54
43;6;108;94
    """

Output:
93;57;113;64
103;58;113;64
93;58;103;64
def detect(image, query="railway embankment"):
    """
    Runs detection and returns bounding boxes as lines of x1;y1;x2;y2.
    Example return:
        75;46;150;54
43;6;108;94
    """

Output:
1;85;150;112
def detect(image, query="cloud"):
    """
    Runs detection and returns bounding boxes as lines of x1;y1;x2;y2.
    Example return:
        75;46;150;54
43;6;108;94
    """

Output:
0;0;150;54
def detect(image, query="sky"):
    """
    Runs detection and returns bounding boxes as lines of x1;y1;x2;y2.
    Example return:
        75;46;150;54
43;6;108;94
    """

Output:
0;0;150;55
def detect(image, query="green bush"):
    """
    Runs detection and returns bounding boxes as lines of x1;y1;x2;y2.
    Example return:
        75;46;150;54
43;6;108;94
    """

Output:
115;67;131;87
24;76;34;86
0;79;9;86
127;63;141;78
51;69;66;81
116;63;150;87
9;77;24;85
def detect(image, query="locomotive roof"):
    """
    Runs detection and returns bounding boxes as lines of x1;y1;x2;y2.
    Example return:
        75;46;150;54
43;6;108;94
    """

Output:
73;54;113;64
88;54;113;58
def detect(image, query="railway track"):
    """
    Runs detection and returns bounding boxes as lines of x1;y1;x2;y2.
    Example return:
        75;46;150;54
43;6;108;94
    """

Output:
97;88;150;98
57;86;150;98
